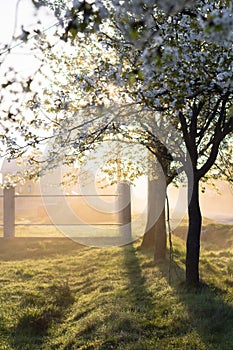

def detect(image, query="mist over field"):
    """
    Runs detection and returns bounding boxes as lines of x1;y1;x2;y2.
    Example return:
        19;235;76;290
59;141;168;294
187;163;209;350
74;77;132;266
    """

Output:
133;179;233;225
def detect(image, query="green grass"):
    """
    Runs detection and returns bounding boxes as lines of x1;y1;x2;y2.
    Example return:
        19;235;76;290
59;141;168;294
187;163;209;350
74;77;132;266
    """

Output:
0;226;232;350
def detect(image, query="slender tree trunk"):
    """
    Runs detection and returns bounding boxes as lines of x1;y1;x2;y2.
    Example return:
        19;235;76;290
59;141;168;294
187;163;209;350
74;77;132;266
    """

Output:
186;176;202;285
141;174;167;262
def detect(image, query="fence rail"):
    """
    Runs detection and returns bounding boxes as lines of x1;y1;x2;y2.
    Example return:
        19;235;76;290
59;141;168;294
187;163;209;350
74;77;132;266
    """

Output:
14;194;119;197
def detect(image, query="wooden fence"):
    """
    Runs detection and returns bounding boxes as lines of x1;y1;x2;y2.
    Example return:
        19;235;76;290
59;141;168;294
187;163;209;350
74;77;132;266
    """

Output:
1;184;132;239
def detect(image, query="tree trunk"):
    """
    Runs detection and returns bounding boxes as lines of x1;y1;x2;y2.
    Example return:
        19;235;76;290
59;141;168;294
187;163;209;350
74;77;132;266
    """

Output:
117;182;132;243
186;177;202;285
154;206;166;262
141;174;167;262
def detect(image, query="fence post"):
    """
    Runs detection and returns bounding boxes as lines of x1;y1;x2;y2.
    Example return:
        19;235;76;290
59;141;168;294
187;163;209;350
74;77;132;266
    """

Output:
117;182;132;241
3;187;15;239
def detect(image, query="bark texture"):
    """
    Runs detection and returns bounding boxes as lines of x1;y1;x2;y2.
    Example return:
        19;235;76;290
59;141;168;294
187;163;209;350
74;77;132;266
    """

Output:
141;174;167;262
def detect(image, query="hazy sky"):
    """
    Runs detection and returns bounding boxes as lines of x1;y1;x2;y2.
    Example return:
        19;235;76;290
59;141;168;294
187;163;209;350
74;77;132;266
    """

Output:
0;0;56;75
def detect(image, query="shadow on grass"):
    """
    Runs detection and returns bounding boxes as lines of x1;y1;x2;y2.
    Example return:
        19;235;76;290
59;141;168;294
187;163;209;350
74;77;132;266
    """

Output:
158;249;233;350
69;244;158;350
113;244;160;349
0;237;85;261
123;244;153;308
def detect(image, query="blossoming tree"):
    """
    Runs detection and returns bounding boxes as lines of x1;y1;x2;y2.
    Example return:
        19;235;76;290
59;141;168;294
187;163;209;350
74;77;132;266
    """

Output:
1;0;232;285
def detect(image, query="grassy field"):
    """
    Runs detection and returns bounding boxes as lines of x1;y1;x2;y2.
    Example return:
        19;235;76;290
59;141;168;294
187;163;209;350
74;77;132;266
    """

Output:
0;223;232;350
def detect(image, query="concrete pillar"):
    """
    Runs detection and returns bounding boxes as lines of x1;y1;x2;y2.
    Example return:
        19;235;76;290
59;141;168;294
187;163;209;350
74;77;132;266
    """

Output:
3;187;15;239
